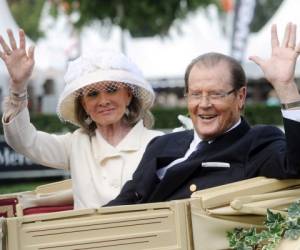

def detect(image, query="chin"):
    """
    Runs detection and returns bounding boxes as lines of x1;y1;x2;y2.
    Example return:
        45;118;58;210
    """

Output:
197;128;220;140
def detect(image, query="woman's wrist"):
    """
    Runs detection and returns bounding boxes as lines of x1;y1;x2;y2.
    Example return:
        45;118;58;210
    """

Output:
10;79;28;92
9;88;28;101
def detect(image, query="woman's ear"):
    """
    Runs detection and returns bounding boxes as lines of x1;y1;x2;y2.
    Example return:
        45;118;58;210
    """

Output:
80;97;88;112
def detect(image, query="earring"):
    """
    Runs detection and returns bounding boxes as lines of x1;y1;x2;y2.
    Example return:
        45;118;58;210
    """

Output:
84;115;93;125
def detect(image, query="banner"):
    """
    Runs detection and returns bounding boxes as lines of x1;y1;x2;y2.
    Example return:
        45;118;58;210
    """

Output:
231;0;256;62
0;140;69;179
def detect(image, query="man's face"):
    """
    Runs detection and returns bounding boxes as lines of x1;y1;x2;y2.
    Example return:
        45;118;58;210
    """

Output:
187;62;246;140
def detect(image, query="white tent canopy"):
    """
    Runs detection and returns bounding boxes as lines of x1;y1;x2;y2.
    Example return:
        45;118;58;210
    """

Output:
127;6;229;80
245;0;300;78
79;5;229;87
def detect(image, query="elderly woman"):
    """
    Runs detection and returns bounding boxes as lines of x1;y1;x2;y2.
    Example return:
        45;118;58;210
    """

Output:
0;29;163;209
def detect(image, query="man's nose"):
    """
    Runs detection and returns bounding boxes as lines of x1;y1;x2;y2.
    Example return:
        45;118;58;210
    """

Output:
198;95;212;107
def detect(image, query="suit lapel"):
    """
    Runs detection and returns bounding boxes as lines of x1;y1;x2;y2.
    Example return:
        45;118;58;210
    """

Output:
148;118;250;202
149;144;210;202
159;130;194;157
155;130;194;167
138;130;194;202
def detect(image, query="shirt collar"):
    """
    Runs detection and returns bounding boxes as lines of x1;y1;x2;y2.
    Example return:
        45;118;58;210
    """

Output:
192;118;241;148
92;120;145;163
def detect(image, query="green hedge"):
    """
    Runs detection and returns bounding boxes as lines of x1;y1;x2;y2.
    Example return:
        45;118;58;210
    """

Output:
0;104;283;134
152;104;283;129
243;104;282;125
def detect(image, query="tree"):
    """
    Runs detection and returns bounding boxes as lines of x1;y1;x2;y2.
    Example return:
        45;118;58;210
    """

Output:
8;0;45;41
250;0;283;32
7;0;284;41
55;0;215;37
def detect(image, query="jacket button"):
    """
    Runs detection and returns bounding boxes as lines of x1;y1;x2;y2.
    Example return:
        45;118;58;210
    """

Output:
190;184;197;192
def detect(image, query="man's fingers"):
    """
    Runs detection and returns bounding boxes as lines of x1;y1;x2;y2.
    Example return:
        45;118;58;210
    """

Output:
249;56;264;67
282;22;291;48
7;29;17;50
287;23;296;49
271;24;279;50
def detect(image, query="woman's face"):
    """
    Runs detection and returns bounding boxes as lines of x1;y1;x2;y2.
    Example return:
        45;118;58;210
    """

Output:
81;82;132;128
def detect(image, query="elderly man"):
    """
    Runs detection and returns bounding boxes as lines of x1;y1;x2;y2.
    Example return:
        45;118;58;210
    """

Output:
107;23;300;206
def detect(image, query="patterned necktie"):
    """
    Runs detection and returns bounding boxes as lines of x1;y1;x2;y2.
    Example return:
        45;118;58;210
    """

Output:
158;140;210;180
187;140;209;161
160;140;209;180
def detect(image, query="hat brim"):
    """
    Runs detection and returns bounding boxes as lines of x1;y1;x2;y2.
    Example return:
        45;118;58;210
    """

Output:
57;69;155;127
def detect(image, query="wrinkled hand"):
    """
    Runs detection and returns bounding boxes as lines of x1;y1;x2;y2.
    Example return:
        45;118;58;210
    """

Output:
249;23;300;103
0;29;35;92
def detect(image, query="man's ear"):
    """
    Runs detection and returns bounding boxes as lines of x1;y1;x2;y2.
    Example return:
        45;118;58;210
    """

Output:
237;86;247;110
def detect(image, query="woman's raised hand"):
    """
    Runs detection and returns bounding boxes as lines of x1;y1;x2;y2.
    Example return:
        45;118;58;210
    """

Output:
249;23;300;103
0;29;35;93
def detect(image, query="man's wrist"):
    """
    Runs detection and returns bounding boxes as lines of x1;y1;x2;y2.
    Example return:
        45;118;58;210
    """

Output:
281;100;300;110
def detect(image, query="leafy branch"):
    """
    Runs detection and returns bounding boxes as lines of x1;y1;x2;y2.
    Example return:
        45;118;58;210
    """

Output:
227;200;300;250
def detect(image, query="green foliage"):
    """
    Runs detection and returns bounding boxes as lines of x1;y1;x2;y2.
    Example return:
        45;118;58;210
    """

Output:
61;0;214;37
152;104;283;129
0;104;284;134
8;0;45;41
227;201;300;250
284;202;300;240
152;106;188;129
250;0;283;32
243;104;282;126
30;113;77;133
6;0;215;41
6;0;285;42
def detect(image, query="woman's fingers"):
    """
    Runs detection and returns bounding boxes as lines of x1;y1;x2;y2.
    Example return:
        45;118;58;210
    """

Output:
7;29;17;50
0;51;5;60
0;29;30;61
28;45;35;59
0;34;12;55
19;29;26;50
296;42;300;54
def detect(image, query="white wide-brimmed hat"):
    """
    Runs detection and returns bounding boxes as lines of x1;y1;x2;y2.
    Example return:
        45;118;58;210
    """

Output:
57;50;155;127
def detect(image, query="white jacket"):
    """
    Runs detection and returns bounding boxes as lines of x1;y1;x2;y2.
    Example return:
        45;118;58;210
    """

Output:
3;109;163;209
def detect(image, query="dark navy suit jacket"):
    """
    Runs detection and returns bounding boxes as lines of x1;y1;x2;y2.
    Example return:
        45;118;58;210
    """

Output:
107;117;300;206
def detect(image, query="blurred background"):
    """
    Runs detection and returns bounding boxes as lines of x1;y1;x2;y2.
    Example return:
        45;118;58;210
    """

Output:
0;0;299;189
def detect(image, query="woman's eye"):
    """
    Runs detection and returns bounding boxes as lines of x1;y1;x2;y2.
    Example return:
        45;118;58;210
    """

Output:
87;90;99;97
106;86;119;93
